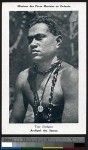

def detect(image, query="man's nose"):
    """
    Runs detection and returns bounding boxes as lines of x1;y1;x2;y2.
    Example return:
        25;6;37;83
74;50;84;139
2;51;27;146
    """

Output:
30;38;38;49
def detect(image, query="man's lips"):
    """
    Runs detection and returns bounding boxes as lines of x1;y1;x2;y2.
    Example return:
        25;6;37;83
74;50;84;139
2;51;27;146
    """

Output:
31;50;41;57
32;50;40;53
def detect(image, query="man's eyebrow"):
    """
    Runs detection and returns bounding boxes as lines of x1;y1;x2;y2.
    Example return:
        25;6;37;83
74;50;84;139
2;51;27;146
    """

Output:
36;33;46;36
27;33;46;38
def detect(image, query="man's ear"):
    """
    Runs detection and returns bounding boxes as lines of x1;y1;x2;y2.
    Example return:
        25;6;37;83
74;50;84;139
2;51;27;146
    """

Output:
56;35;62;48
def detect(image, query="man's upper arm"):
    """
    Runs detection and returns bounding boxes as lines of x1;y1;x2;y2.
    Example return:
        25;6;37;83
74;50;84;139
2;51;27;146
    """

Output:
61;66;78;123
10;72;28;123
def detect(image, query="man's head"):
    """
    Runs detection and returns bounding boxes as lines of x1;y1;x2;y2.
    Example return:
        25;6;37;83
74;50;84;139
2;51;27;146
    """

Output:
27;16;62;63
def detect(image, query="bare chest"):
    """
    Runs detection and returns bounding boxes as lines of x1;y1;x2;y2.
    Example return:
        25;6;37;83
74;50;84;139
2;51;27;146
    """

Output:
23;73;64;107
38;75;63;106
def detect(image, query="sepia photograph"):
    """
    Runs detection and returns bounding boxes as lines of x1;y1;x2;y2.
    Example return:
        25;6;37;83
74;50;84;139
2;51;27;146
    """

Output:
2;2;86;135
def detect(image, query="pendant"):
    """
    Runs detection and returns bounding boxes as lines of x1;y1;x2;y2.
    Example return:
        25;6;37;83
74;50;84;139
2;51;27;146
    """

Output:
38;105;43;112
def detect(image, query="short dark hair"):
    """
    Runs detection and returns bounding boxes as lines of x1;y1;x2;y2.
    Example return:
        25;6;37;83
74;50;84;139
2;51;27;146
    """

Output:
28;16;62;36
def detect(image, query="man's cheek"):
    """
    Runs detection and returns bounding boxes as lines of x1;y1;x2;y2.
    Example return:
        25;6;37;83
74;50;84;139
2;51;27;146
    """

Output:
43;42;51;48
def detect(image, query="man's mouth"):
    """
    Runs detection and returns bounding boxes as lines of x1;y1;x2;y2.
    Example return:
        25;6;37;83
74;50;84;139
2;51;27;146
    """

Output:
32;49;40;53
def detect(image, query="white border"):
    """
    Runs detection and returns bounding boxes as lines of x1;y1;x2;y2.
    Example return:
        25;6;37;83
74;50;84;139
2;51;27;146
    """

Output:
2;142;12;147
2;2;86;135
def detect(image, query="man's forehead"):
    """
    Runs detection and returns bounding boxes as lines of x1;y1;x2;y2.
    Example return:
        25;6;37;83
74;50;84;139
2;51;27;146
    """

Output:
28;23;50;35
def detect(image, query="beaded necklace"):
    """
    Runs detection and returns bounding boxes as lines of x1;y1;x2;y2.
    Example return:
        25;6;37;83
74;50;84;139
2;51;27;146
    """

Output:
27;60;62;122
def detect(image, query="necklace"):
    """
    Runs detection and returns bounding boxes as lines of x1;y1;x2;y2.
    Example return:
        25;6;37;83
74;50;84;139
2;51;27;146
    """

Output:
37;62;61;112
27;60;62;121
32;60;62;76
37;70;53;112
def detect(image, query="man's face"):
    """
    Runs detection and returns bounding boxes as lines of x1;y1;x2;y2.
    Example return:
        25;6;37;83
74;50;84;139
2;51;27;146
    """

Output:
27;23;58;63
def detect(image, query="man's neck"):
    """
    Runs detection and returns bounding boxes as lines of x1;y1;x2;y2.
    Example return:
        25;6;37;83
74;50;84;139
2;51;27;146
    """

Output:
33;56;58;72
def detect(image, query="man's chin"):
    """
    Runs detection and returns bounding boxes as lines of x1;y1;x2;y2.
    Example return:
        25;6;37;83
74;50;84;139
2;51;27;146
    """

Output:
32;56;42;63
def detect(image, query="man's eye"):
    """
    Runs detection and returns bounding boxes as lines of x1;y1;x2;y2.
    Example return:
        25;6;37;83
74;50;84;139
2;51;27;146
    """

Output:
36;37;42;40
36;35;46;40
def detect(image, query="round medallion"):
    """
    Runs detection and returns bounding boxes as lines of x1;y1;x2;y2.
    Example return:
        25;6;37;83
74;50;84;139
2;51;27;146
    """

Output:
38;105;43;112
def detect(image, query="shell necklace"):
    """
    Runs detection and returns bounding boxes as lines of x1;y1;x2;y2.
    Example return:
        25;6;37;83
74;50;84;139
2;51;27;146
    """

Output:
27;60;62;114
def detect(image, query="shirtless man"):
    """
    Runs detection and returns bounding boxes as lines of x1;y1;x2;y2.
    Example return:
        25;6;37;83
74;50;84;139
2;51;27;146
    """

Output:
10;16;78;123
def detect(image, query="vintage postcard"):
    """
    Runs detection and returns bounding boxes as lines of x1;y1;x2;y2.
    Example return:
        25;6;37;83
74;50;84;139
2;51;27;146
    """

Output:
2;2;86;135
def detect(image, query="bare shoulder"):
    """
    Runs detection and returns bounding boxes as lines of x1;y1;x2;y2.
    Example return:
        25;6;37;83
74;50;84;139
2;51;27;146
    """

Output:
61;61;78;80
60;62;78;123
60;61;78;90
16;68;29;89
